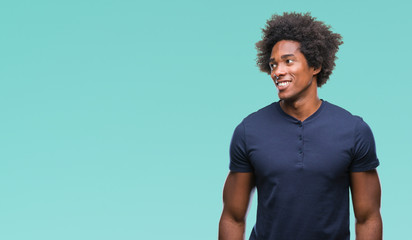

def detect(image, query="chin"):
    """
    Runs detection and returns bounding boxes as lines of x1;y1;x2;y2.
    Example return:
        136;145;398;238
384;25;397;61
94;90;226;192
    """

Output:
278;93;290;100
278;93;298;102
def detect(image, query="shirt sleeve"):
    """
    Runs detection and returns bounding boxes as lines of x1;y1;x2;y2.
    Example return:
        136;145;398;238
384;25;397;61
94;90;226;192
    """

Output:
229;121;254;172
350;118;380;172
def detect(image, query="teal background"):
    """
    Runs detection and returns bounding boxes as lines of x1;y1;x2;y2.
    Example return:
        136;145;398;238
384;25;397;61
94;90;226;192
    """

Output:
0;0;410;239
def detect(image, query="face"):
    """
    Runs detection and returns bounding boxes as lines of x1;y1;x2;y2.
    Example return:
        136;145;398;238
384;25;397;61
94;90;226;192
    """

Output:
269;40;320;102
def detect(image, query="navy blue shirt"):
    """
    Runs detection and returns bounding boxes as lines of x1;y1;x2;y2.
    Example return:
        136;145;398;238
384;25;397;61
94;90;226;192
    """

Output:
229;100;379;240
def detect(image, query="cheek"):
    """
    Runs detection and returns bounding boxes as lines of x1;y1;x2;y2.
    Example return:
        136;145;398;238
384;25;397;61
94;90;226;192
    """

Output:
270;72;277;81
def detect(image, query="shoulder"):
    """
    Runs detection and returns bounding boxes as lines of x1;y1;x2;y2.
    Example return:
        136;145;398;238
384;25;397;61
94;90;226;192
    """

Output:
322;101;365;126
241;102;278;125
322;101;375;142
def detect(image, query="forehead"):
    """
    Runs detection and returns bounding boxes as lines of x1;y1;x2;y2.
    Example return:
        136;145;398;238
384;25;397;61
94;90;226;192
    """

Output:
270;40;302;59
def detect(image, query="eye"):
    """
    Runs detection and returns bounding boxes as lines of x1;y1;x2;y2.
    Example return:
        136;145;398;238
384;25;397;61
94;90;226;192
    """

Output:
269;63;277;70
286;59;294;64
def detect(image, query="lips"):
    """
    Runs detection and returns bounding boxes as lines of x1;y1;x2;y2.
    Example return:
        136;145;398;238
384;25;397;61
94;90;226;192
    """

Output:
276;80;292;90
277;81;290;87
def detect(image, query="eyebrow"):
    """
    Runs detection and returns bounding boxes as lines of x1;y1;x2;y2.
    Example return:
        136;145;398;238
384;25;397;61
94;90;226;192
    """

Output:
269;54;295;62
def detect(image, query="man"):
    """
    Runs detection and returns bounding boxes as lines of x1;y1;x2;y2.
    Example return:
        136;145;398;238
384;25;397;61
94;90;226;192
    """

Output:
219;12;382;240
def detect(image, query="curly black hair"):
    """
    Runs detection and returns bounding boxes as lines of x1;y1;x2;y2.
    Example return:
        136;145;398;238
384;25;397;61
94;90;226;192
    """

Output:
256;12;343;87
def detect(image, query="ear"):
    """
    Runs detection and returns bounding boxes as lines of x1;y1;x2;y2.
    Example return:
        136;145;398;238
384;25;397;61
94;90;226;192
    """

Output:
313;66;321;76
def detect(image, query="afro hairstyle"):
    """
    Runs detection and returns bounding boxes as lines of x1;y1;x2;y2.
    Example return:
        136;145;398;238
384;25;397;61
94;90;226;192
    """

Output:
255;12;343;87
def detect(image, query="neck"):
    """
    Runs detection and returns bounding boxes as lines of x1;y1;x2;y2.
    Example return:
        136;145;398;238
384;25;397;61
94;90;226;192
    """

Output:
280;92;322;122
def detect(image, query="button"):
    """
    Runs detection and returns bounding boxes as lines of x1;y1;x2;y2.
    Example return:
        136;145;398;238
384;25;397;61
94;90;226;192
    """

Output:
299;135;302;140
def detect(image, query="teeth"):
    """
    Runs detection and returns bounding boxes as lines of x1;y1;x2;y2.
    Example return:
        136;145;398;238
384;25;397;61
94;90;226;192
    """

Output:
278;82;290;87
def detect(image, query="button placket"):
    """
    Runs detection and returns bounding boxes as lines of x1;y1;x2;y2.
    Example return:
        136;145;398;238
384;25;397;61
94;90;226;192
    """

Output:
297;121;304;165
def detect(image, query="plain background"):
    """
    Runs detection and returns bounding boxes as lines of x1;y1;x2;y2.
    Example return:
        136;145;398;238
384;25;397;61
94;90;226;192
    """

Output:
1;0;411;239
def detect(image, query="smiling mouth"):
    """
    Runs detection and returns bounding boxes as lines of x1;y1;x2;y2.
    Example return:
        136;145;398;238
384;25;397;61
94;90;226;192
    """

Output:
276;80;292;87
277;82;290;87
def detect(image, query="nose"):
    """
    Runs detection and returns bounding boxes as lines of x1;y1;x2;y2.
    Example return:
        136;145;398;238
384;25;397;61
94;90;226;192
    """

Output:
273;65;286;80
270;66;286;81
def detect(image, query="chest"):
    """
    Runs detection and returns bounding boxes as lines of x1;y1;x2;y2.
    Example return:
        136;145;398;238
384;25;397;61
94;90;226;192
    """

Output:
246;121;354;182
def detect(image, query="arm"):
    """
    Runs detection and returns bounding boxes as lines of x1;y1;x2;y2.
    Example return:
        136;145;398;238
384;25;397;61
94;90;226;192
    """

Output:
219;172;255;240
350;169;382;240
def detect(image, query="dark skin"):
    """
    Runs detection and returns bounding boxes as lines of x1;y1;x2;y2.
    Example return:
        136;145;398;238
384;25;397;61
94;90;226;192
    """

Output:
219;172;255;240
351;170;383;239
269;40;321;121
219;40;382;240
